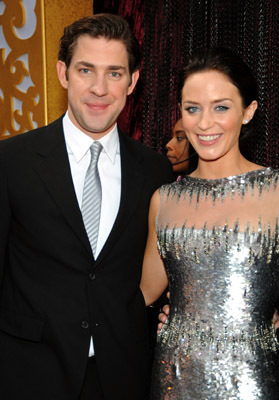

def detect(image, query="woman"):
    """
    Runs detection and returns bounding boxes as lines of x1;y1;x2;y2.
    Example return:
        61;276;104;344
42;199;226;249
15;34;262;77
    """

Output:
166;118;197;179
140;48;279;399
166;118;190;175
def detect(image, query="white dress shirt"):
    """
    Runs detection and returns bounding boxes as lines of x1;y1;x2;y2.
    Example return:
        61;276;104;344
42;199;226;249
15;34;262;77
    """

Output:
63;112;121;355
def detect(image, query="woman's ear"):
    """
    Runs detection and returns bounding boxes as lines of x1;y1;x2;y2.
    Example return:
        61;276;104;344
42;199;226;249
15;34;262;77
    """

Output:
242;100;258;124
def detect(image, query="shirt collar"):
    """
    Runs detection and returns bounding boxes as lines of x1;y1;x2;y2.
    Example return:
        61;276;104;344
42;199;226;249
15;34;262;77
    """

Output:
63;111;119;164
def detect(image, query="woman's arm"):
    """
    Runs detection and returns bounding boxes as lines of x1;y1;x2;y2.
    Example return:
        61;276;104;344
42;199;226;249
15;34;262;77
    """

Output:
140;190;168;306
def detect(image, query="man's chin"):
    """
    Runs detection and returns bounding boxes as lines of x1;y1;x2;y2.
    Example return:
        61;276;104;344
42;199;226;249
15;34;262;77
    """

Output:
79;121;115;138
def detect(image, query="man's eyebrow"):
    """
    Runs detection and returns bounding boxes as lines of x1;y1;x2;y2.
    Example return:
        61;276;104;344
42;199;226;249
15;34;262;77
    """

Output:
107;65;126;70
75;61;126;70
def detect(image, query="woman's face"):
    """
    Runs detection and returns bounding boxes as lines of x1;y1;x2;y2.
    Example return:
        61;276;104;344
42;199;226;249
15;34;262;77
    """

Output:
180;70;257;164
166;119;190;173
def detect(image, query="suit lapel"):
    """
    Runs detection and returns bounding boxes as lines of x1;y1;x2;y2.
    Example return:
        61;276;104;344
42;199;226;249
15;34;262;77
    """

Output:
31;118;92;257
30;121;146;264
94;130;145;267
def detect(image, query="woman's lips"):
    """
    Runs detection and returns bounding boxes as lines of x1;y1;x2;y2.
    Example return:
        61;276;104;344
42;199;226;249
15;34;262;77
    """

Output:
167;154;176;163
196;134;222;145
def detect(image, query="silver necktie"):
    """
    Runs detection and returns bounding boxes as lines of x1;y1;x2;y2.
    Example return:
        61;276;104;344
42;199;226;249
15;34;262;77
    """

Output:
81;141;103;257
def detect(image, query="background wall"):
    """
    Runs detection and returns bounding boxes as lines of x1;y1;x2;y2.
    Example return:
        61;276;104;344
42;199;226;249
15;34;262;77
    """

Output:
0;0;93;139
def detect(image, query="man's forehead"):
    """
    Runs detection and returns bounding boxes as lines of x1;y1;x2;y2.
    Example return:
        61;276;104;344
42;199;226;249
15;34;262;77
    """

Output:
72;35;129;64
75;35;127;51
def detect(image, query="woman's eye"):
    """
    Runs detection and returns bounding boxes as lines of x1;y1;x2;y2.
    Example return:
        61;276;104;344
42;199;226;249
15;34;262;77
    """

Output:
216;105;229;112
185;106;199;114
176;135;186;142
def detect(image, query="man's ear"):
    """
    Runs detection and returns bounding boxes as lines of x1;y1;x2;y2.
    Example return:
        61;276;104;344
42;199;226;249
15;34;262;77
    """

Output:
243;100;258;124
127;70;140;95
56;61;68;89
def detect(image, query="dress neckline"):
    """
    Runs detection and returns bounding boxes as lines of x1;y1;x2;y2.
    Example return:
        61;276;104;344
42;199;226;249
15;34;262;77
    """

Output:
184;167;271;184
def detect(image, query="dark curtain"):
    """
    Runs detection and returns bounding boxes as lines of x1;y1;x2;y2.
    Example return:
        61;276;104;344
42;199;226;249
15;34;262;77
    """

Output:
143;0;279;167
94;0;279;167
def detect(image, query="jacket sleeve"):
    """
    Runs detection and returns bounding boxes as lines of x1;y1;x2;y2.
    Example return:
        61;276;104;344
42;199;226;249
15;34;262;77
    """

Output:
157;153;175;186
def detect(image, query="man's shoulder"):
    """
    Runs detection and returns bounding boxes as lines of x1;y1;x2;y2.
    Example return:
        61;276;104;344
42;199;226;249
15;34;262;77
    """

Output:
119;131;167;162
119;131;174;183
0;117;64;153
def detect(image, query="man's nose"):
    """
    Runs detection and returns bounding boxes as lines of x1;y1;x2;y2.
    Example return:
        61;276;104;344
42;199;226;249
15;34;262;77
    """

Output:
89;75;108;96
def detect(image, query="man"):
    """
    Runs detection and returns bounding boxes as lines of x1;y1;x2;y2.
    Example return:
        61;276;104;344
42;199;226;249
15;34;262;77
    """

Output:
0;14;173;400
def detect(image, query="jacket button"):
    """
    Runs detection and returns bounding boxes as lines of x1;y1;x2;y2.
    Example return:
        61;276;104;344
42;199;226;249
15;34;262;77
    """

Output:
81;320;89;329
89;272;96;281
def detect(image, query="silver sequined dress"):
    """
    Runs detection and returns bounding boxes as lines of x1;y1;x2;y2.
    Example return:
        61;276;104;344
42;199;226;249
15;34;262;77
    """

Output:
150;168;279;400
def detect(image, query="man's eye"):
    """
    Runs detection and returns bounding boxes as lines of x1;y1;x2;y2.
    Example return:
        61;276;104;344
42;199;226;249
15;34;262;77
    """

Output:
109;72;121;78
80;68;91;74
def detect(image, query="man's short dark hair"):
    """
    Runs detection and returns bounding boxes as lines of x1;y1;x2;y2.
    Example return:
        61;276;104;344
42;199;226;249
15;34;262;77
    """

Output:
58;13;141;76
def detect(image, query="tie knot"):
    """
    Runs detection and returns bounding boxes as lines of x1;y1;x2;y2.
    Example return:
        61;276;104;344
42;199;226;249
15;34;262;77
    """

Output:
90;141;103;166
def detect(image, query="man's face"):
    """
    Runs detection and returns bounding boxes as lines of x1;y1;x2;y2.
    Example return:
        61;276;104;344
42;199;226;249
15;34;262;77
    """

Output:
57;35;139;139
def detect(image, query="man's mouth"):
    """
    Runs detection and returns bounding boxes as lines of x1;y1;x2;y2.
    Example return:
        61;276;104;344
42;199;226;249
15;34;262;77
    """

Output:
86;103;110;111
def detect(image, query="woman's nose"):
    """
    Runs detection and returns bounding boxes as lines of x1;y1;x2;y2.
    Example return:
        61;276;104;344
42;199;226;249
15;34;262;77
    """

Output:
198;110;214;130
166;137;175;150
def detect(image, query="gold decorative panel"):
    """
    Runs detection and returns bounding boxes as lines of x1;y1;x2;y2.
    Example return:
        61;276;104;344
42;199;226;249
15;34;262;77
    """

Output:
0;0;93;139
0;0;46;138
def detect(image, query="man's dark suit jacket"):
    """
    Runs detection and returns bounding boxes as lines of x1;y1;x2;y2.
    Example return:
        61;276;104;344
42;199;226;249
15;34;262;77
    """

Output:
0;117;173;400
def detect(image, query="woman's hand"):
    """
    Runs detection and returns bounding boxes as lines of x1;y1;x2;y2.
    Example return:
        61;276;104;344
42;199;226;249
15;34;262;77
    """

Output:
157;291;170;334
157;304;170;334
